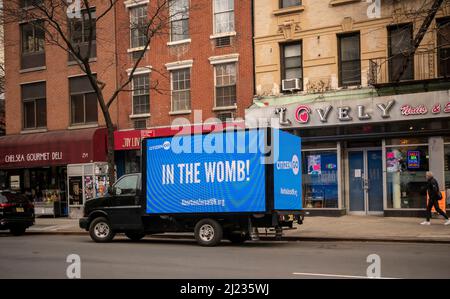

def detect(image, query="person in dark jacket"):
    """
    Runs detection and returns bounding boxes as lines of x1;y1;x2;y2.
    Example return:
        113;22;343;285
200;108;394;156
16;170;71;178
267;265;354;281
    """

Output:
421;171;450;225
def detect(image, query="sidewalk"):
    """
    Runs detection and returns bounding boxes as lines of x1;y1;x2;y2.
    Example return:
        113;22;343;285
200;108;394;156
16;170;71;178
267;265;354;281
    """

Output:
27;215;450;243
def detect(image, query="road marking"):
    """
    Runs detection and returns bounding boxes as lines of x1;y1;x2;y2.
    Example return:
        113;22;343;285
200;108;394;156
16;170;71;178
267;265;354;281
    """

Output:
292;272;401;279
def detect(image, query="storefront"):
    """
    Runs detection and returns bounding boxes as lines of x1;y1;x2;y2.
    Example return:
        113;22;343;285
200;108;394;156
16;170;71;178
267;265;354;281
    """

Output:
246;90;450;217
0;128;108;217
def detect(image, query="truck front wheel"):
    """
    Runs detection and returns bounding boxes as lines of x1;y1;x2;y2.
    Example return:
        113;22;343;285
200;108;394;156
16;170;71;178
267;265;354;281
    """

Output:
89;217;115;243
194;219;223;247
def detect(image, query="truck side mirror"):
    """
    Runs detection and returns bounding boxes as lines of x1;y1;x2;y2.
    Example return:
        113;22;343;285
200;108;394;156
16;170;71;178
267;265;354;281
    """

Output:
108;186;115;196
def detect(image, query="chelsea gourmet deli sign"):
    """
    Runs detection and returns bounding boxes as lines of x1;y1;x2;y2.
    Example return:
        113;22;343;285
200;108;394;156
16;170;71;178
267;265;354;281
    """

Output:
247;90;450;128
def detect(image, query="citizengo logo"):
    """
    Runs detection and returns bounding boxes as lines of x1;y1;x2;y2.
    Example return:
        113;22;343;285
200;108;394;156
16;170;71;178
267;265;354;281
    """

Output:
163;141;171;150
149;141;171;151
276;155;299;175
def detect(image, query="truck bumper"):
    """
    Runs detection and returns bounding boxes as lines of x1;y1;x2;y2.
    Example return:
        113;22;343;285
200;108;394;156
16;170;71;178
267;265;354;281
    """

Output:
79;217;89;230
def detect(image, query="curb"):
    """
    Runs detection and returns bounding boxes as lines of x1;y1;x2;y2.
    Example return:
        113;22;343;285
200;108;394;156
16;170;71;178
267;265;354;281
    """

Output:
18;231;450;244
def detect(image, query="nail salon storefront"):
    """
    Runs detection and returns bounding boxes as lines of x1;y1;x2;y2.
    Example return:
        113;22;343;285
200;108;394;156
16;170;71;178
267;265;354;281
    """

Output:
246;90;450;217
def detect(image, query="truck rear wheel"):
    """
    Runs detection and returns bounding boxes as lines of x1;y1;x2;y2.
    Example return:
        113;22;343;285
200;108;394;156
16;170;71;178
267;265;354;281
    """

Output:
194;219;223;247
125;232;146;241
89;217;115;243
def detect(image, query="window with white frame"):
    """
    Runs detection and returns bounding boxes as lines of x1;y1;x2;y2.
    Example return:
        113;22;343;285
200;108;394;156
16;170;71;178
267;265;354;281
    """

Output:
214;0;234;35
169;0;189;42
171;68;191;111
132;74;150;115
130;5;148;49
215;63;236;107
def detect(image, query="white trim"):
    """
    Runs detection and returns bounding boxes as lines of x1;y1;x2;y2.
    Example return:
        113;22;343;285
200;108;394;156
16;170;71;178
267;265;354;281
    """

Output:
67;123;99;130
19;66;47;74
20;128;48;134
209;31;237;39
126;66;152;75
127;46;146;53
129;113;151;119
167;39;192;47
208;54;239;65
212;105;237;112
124;0;149;9
169;110;192;116
165;59;193;71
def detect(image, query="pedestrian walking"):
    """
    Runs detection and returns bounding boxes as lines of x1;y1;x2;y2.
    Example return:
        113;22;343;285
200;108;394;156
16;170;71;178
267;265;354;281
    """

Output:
421;171;450;226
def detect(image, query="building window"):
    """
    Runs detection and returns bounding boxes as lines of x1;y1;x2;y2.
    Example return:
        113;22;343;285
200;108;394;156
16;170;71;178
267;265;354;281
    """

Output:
388;24;414;82
280;0;301;8
215;63;237;108
214;0;234;34
171;68;191;112
130;5;148;49
338;32;361;86
437;18;450;78
69;9;96;61
22;82;46;129
281;42;303;88
302;150;338;209
169;0;189;42
132;74;150;115
20;0;43;8
386;141;429;209
20;20;45;69
69;76;98;125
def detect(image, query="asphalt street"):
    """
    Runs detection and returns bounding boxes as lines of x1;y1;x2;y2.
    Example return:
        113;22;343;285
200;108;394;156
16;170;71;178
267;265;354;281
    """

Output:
1;234;450;279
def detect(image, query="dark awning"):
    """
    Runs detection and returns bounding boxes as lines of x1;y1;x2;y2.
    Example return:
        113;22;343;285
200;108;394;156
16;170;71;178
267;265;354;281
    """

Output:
0;128;107;169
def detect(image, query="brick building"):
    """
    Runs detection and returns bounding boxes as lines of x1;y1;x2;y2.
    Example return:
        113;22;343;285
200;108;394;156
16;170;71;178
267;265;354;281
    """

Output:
0;0;254;217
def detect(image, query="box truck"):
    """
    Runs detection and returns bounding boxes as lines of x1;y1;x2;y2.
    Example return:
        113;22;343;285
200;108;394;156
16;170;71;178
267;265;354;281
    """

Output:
79;128;304;246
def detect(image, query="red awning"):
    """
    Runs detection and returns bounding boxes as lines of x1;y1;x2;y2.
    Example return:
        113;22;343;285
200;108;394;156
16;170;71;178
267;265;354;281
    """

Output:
0;128;107;169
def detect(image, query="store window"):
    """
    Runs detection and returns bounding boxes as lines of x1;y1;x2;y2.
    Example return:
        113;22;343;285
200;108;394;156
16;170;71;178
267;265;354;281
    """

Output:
302;151;339;209
386;145;429;209
444;144;450;210
69;76;98;125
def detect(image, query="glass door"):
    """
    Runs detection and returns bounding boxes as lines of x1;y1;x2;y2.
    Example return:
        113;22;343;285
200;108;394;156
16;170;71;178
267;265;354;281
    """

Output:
348;149;383;214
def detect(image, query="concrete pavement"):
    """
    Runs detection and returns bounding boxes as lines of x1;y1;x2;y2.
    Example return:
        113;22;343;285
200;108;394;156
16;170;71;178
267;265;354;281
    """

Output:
27;215;450;243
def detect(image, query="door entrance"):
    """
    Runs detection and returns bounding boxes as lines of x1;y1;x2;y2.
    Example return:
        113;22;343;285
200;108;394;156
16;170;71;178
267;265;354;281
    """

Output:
348;149;383;215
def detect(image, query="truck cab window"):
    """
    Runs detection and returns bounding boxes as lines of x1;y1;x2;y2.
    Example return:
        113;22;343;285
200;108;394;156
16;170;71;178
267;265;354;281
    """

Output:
113;175;138;196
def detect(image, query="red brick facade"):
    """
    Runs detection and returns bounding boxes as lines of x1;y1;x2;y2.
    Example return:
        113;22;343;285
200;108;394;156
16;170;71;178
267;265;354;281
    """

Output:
4;0;254;135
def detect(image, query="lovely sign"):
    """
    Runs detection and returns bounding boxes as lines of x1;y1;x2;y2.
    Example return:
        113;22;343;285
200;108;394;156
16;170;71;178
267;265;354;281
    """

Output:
246;90;450;128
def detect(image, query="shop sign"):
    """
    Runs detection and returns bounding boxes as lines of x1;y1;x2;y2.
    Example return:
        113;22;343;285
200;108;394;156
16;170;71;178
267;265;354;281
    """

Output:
4;152;63;164
245;90;450;128
407;151;420;169
114;130;155;151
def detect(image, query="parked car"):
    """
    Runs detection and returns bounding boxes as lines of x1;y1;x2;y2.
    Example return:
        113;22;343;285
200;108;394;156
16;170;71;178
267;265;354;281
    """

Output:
0;190;35;236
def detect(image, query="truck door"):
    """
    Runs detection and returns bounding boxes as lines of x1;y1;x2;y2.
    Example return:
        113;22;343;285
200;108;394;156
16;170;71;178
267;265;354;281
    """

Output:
108;174;142;230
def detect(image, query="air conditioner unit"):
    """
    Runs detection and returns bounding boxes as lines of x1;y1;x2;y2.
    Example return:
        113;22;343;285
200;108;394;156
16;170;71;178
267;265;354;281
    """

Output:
282;78;301;91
